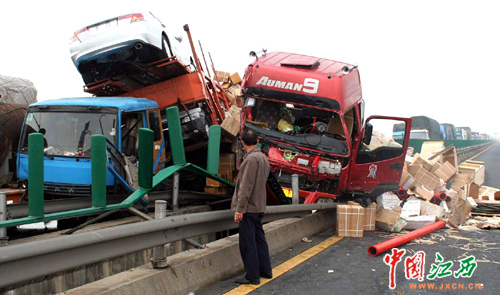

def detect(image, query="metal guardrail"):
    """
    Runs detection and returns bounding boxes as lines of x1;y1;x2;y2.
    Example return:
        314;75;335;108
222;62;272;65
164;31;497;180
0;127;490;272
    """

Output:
0;203;336;290
6;191;227;219
457;142;495;163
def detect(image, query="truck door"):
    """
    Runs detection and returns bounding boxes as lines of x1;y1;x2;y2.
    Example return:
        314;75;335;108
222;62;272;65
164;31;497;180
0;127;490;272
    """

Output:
147;109;166;173
346;116;412;196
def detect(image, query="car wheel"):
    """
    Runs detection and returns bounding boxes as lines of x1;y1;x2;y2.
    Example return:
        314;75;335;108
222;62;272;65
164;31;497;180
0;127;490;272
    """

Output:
161;35;173;59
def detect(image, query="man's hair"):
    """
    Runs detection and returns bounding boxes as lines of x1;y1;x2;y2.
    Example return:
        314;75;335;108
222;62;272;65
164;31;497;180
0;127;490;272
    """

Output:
241;129;258;145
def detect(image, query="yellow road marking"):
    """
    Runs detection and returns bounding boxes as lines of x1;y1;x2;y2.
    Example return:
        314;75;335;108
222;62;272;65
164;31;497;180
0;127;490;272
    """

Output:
224;235;343;295
467;143;496;161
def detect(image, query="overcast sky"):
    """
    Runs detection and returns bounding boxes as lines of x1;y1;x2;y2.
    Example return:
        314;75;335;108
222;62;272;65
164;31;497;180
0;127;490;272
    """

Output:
2;0;499;137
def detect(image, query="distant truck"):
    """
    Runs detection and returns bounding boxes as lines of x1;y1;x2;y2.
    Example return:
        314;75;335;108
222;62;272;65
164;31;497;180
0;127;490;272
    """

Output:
393;116;441;140
440;123;456;140
455;126;471;140
241;51;411;203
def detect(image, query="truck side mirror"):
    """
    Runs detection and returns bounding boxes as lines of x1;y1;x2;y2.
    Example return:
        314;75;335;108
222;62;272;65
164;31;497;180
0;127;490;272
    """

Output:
362;123;373;145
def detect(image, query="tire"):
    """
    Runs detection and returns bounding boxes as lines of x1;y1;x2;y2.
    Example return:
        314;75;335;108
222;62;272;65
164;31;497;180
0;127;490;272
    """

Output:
160;35;173;59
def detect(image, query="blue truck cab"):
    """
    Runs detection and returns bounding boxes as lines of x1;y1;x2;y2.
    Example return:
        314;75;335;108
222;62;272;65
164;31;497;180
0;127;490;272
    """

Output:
17;97;166;197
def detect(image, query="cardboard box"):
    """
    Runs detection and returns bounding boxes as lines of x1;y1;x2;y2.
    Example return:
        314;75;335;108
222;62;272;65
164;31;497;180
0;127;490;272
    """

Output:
376;209;407;232
409;185;434;201
229;84;242;97
441;146;458;170
412;154;434;172
405;215;437;230
337;204;364;237
221;169;234;182
430;161;441;173
214;70;231;83
419;199;445;218
219;153;236;172
434;161;457;182
399;170;416;190
407;164;422;177
451;173;472;197
228;105;241;120
458;160;485;186
413;168;440;191
221;115;240;139
225;92;236;107
348;201;376;231
376;192;401;210
420;141;445;160
401;199;421;218
363;203;377;231
447;189;472;227
204;187;227;195
230;72;242;85
206;177;225;188
478;185;500;199
206;171;233;187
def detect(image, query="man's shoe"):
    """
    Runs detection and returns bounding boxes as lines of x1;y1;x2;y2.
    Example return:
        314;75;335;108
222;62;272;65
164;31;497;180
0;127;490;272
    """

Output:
260;273;273;279
234;278;260;285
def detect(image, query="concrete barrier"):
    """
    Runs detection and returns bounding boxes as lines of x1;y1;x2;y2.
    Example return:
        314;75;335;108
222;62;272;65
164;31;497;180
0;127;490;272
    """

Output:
61;210;335;295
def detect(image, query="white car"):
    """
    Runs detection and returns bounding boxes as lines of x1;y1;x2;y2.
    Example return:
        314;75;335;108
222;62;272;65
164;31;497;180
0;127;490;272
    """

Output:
69;11;192;84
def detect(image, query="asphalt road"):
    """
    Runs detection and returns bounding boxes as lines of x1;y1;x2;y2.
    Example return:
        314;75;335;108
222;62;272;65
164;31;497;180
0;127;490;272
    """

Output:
198;227;499;295
470;142;500;187
197;146;500;295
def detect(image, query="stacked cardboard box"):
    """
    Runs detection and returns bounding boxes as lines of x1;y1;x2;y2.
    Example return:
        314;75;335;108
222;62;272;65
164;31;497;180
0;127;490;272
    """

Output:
393;142;483;229
204;153;237;195
221;105;241;140
214;70;243;108
348;201;376;231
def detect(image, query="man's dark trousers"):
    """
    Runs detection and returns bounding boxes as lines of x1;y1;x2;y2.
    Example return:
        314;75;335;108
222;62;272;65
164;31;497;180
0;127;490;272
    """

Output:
239;212;272;281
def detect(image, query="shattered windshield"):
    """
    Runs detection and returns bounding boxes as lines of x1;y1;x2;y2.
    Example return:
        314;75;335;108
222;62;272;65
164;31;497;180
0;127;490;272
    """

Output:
20;110;117;157
244;98;349;155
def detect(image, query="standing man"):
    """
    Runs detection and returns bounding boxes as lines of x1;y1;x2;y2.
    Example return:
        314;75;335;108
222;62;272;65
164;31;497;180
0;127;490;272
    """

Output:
232;129;272;285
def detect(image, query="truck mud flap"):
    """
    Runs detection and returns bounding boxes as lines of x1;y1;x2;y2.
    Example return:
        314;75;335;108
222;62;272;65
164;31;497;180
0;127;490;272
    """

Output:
266;172;290;205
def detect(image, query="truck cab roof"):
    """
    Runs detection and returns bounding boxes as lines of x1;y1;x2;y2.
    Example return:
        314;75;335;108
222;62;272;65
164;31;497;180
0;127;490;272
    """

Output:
29;97;158;112
243;52;362;113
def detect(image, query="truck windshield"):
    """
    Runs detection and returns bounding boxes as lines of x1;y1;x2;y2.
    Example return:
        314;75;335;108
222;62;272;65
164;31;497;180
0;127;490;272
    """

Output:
244;98;349;155
20;111;117;158
409;130;429;140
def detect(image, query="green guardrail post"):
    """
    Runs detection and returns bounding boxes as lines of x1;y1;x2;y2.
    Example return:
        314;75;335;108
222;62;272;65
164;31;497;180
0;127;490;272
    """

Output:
139;128;154;190
91;135;107;208
206;125;221;175
166;107;186;165
28;133;44;218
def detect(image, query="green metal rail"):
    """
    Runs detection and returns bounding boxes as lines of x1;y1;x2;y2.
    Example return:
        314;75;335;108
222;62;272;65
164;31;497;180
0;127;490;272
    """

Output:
0;107;233;228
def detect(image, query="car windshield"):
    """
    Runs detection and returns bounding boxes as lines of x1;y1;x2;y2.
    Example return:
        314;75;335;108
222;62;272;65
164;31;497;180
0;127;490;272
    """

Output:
244;98;349;156
20;111;117;158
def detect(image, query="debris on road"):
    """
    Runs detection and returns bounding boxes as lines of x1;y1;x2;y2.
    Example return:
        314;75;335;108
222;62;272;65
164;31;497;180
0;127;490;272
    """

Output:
476;216;500;230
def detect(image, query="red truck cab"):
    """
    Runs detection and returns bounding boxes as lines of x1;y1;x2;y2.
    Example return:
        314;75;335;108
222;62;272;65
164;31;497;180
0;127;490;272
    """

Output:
241;52;411;203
